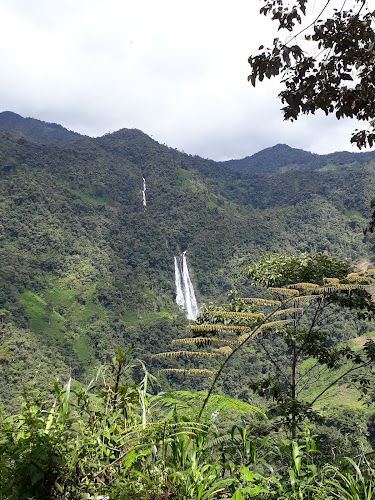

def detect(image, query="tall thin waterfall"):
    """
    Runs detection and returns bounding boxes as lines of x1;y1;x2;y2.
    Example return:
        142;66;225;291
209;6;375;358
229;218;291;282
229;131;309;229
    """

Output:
142;177;147;208
174;252;199;320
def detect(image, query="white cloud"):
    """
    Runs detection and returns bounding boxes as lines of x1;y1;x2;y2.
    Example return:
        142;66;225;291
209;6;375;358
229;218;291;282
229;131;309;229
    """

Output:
0;0;369;160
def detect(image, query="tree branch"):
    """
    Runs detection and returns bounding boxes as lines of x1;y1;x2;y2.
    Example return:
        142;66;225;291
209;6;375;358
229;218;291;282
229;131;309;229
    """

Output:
259;337;293;389
309;360;371;406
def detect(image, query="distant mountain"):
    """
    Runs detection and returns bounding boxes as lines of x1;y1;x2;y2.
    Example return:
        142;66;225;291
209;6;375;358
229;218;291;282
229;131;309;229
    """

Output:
224;144;318;174
224;143;375;175
0;111;82;145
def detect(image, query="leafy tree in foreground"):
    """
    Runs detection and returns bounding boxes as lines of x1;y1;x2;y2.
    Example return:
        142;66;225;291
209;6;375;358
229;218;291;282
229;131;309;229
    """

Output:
156;253;375;438
245;253;375;436
249;0;375;149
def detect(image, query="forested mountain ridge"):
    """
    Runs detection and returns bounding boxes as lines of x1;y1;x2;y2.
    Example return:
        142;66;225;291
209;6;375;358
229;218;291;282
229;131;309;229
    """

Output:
0;111;82;145
225;142;375;175
1;113;375;411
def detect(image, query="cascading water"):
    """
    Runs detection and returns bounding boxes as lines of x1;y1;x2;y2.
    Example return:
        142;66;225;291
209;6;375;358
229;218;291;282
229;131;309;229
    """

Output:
142;177;147;208
174;252;199;320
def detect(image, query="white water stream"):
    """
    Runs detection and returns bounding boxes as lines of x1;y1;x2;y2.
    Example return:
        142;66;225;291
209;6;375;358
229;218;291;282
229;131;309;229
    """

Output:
142;177;147;208
174;252;199;320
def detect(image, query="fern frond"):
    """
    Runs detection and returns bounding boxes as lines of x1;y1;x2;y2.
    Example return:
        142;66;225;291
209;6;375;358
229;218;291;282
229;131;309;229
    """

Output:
288;283;320;290
212;346;233;355
262;319;295;329
324;278;340;285
165;431;202;440
173;391;267;420
272;308;302;317
118;421;208;445
292;294;323;303
315;284;369;294
268;287;299;296
123;449;139;473
238;332;253;342
204;434;232;449
188;324;250;333
241;297;281;306
158;369;217;376
219;311;265;319
364;269;375;276
172;337;238;346
237;318;294;342
346;273;360;281
151;351;224;360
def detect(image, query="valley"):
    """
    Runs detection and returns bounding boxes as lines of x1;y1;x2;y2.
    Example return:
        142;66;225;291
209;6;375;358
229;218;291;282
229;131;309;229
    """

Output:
1;111;375;412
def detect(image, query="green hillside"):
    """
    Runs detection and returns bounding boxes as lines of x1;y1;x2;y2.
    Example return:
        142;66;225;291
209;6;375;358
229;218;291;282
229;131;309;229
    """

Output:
1;115;375;412
0;111;82;145
225;142;375;174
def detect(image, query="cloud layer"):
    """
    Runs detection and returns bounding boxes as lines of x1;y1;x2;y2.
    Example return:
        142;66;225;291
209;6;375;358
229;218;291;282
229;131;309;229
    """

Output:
0;0;367;160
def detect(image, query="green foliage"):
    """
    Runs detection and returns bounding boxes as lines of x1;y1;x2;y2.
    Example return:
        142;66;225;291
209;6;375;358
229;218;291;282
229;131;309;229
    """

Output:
1;347;374;499
247;2;375;233
325;457;375;500
1;115;375;421
171;449;235;500
247;252;351;288
2;112;375;497
248;1;375;150
0;383;74;499
0;349;244;499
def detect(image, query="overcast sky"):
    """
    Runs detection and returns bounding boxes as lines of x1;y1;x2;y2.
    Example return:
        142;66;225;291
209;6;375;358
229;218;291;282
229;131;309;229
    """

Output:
0;0;369;160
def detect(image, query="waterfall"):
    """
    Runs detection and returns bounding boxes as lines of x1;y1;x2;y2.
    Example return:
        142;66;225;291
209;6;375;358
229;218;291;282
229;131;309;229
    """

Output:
142;177;147;208
174;252;199;320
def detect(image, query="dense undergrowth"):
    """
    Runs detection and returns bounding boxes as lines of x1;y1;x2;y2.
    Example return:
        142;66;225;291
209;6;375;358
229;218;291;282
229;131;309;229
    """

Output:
1;347;374;500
